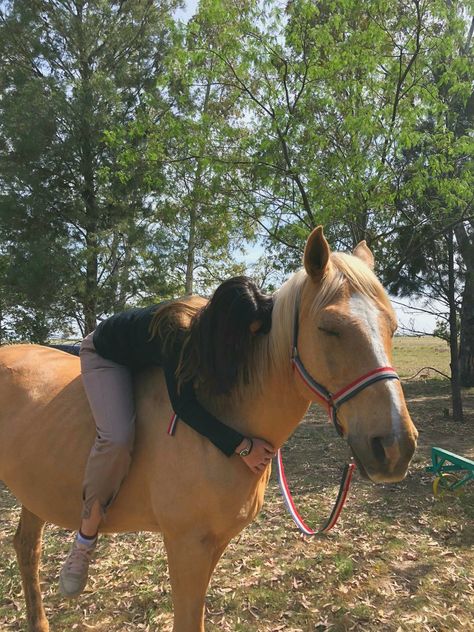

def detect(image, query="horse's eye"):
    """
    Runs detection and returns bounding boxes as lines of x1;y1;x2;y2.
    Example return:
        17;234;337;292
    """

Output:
318;327;340;337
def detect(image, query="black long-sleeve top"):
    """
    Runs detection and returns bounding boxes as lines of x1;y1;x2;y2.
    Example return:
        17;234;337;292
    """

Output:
92;305;244;456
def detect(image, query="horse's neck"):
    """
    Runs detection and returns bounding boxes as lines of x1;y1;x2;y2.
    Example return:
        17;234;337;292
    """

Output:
198;347;310;449
239;369;311;448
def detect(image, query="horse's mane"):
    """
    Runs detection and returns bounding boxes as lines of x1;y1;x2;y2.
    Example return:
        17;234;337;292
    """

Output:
232;252;393;400
159;255;392;405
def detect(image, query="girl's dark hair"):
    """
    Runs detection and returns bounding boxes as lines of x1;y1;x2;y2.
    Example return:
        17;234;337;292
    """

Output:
150;276;273;395
186;276;273;394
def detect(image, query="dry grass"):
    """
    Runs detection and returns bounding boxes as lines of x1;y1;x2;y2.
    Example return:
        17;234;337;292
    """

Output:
393;336;451;379
1;337;473;631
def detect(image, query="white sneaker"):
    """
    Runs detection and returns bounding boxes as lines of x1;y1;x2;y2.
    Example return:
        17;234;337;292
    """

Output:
59;537;97;598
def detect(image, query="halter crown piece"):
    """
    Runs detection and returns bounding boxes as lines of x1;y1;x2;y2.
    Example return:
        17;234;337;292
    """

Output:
275;296;400;537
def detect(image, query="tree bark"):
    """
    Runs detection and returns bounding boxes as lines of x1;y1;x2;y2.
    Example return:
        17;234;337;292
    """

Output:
84;230;98;334
459;267;474;387
185;204;197;295
78;8;98;334
184;76;213;295
454;221;474;387
447;230;463;421
117;240;133;312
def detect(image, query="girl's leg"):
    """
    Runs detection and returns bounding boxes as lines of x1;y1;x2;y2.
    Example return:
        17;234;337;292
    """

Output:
80;500;102;537
59;332;136;598
79;332;136;521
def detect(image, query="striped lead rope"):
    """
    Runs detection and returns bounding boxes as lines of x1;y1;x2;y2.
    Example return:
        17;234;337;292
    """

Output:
276;449;356;535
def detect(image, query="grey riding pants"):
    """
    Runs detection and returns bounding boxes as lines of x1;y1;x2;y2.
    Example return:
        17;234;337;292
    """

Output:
79;332;136;519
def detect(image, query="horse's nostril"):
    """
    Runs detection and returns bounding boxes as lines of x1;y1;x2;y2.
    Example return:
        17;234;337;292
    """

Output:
371;437;387;464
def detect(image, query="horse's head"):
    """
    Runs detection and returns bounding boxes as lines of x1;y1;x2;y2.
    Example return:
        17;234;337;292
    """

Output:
296;227;418;483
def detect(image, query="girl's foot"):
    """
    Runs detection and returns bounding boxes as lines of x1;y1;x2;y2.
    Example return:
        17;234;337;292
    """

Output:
59;535;97;598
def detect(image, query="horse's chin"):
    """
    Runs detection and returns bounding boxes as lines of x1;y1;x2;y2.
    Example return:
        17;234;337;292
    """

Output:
349;444;410;483
349;446;370;479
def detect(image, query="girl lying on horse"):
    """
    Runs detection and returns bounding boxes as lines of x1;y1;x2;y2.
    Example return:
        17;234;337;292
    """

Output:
59;276;276;598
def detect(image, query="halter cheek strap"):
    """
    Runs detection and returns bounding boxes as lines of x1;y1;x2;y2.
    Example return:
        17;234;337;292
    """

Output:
291;300;400;437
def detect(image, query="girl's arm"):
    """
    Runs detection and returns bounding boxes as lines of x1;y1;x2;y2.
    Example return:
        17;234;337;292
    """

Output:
163;360;244;456
163;361;275;473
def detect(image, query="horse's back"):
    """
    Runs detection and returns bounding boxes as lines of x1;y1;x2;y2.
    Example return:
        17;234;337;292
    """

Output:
0;345;96;522
0;344;85;447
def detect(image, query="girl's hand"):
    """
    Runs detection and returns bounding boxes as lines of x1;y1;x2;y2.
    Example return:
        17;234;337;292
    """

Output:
235;437;276;474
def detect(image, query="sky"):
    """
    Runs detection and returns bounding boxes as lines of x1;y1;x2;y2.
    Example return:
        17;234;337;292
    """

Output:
174;0;199;22
389;298;440;335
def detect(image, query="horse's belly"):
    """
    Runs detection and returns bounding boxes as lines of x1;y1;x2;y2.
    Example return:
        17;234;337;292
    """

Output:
0;345;155;530
0;352;94;526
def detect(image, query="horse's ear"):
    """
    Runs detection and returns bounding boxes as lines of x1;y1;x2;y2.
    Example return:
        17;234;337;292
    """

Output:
304;226;330;281
353;240;375;269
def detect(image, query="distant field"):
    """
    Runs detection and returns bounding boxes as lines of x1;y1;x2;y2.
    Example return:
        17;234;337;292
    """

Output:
393;336;450;379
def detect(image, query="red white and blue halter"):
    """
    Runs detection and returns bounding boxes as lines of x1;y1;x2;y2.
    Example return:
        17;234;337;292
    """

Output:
291;299;399;437
276;297;400;535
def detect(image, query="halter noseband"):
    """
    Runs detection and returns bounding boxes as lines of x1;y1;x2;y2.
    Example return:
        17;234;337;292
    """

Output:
291;298;400;437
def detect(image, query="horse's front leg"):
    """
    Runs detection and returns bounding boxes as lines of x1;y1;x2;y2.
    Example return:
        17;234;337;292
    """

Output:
164;530;229;632
13;506;49;632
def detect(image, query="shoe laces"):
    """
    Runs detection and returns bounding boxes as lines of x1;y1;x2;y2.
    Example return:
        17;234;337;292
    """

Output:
64;540;95;574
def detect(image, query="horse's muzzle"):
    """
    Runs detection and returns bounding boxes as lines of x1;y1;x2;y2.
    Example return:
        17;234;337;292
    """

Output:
348;429;418;483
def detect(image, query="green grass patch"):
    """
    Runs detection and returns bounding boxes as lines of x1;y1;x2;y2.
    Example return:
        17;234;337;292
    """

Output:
334;554;354;580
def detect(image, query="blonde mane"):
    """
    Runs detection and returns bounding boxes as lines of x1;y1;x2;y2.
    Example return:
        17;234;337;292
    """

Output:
234;252;394;400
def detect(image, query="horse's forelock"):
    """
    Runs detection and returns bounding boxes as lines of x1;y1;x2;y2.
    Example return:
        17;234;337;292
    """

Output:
330;252;393;314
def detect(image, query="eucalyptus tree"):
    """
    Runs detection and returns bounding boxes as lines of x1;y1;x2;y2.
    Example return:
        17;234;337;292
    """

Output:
0;0;180;339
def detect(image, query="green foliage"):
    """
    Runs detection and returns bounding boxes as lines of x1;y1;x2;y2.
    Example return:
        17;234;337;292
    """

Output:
0;0;472;348
0;0;180;338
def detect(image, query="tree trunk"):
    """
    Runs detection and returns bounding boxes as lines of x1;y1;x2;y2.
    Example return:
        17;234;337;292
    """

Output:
184;77;213;295
185;204;197;295
84;230;98;334
459;270;474;387
454;221;474;387
78;10;98;335
350;208;369;247
117;240;133;312
447;230;463;421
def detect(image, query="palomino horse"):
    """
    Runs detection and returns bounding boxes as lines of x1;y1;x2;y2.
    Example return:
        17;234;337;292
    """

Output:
0;227;418;632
